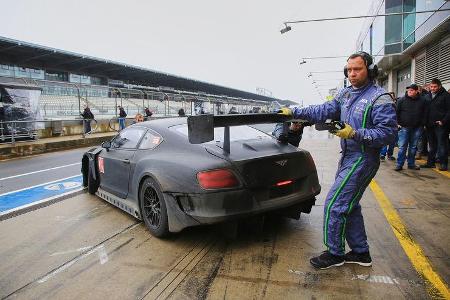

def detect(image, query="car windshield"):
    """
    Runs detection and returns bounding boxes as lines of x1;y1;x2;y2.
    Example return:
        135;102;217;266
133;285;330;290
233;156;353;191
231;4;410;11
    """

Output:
172;124;272;143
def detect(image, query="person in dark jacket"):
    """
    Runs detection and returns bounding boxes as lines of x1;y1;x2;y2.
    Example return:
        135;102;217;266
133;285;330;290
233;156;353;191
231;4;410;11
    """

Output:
421;78;450;171
394;84;427;171
416;84;432;158
118;106;127;130
81;106;94;135
144;107;153;120
272;121;304;147
178;108;186;117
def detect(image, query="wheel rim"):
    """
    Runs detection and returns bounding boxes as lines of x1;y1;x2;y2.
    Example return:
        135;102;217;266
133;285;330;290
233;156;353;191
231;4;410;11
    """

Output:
143;186;161;227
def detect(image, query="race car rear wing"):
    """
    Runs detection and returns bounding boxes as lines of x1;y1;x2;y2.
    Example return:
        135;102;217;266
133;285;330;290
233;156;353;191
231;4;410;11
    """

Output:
187;113;309;153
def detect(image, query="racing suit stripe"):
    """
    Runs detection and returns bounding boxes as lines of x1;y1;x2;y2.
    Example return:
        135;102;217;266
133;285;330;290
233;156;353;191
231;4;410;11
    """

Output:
339;166;378;251
324;156;363;248
337;99;375;250
337;96;380;251
360;103;372;152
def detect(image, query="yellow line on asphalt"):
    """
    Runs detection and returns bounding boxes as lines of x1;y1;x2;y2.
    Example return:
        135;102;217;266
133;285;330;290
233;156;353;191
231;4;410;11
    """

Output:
369;180;450;299
416;159;450;179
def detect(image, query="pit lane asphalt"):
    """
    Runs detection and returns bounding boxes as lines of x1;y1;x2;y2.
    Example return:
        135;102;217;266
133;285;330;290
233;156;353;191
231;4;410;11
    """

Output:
0;128;449;299
0;147;89;194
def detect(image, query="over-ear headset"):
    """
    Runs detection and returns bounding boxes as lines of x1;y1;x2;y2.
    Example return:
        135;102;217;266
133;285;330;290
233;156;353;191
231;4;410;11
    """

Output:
344;51;378;80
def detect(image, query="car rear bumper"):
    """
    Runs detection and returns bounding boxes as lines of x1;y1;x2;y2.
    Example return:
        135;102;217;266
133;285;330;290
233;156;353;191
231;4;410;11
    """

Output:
165;172;321;232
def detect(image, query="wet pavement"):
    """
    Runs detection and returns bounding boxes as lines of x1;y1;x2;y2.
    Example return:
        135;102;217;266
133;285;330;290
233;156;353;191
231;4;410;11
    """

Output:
0;128;449;299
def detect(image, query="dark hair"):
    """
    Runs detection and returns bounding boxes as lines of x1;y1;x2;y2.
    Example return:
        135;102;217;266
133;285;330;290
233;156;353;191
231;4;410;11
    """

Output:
431;78;441;86
347;52;372;66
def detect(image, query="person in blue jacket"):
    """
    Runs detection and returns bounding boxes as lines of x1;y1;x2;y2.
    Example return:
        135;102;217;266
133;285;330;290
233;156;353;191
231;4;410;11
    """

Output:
279;52;397;269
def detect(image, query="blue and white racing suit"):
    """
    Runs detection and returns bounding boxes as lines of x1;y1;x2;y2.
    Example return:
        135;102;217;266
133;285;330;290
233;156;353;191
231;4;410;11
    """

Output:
293;82;397;255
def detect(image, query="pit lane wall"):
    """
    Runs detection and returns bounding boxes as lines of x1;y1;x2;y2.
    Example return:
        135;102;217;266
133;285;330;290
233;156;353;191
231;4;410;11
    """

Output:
0;119;120;160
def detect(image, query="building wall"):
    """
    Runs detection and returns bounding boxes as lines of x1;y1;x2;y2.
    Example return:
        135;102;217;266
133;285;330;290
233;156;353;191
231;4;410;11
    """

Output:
357;0;450;91
412;34;450;89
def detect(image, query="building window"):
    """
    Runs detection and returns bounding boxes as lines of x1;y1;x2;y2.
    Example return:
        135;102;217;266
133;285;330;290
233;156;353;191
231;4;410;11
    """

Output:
385;0;403;53
45;70;68;82
403;0;416;49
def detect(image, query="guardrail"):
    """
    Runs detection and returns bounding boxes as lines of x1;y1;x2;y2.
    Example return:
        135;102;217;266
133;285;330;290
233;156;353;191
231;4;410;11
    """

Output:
0;118;99;146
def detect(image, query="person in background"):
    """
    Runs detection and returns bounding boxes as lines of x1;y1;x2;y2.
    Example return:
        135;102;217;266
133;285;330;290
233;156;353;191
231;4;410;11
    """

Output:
272;121;304;147
178;108;186;117
118;106;127;130
134;113;144;124
144;107;153;120
380;92;397;161
81;106;94;136
417;84;432;159
421;78;450;171
394;84;427;171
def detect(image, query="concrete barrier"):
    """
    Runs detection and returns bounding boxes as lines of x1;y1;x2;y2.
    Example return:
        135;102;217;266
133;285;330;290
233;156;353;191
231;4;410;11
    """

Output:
0;132;116;160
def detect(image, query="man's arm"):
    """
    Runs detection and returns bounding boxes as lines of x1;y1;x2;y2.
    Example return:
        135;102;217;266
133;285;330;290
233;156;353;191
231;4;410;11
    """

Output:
290;89;346;123
353;94;398;148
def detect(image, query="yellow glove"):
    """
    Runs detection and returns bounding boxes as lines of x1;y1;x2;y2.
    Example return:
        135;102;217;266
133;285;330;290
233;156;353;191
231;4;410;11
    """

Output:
333;123;356;139
278;107;293;117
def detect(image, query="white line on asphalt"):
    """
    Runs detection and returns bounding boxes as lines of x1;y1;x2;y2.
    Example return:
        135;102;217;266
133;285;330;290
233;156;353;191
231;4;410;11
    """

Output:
0;162;81;181
97;245;109;265
0;174;81;197
351;274;400;285
38;244;105;283
0;187;83;219
50;246;93;257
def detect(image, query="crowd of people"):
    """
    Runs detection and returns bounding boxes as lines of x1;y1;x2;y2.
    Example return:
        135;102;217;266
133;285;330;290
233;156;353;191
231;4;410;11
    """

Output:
272;78;450;173
381;78;450;172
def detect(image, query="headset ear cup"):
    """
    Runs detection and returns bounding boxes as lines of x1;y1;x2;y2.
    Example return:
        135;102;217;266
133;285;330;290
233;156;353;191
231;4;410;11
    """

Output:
344;66;348;78
367;64;379;79
372;65;379;78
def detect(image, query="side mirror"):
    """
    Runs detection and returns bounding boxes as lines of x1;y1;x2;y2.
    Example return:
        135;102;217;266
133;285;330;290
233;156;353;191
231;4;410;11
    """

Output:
101;141;111;151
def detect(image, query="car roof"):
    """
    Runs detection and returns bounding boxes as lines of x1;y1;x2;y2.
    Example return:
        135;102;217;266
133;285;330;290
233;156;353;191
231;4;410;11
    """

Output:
131;117;187;129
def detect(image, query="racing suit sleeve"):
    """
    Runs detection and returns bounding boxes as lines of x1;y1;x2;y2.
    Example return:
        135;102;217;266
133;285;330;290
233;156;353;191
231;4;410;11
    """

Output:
353;94;398;148
291;98;341;124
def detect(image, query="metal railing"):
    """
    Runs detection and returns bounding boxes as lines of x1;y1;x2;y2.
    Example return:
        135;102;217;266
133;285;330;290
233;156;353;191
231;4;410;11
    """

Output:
0;118;99;146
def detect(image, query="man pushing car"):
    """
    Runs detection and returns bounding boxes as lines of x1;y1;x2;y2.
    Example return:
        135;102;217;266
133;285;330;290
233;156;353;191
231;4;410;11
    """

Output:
279;52;397;269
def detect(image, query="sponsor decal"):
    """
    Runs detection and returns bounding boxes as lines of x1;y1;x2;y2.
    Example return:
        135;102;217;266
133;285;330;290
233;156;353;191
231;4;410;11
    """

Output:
98;157;105;174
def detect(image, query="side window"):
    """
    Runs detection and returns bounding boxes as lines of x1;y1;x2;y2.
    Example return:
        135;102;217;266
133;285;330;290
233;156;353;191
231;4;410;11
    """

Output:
112;128;146;149
139;130;162;150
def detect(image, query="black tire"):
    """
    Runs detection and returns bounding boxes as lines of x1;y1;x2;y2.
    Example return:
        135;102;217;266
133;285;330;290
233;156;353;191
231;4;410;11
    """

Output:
87;166;99;195
139;177;169;237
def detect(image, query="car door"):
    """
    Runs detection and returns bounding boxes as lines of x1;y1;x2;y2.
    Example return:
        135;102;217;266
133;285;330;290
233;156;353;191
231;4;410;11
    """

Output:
99;127;146;198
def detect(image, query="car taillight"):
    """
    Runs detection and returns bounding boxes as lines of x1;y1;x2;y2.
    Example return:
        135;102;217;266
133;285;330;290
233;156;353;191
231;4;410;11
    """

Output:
197;169;239;189
276;180;293;186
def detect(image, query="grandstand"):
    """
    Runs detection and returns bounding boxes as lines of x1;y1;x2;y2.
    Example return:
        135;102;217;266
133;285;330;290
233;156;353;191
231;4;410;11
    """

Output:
0;36;281;119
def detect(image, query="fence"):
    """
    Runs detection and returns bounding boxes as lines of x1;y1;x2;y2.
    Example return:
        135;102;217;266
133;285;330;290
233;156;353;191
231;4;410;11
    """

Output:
36;83;270;118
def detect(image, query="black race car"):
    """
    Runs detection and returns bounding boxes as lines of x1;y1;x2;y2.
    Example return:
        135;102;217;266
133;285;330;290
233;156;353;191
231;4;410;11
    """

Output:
82;114;321;237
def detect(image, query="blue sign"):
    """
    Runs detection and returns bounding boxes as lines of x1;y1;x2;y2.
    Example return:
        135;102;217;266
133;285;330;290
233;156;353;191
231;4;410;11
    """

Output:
0;175;83;213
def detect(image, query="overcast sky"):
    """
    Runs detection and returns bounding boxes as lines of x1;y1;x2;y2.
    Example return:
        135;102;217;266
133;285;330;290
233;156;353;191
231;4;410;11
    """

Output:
1;0;371;105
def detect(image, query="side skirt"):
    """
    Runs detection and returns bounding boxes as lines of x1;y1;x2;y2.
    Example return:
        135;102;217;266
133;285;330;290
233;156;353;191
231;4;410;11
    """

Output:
96;188;142;220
